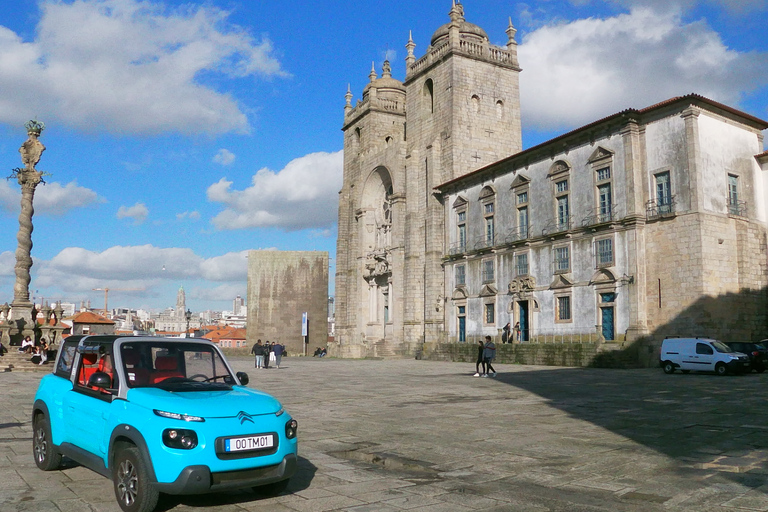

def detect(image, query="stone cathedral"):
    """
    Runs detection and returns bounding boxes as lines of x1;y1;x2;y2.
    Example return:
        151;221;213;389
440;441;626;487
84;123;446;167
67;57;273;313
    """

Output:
334;2;768;359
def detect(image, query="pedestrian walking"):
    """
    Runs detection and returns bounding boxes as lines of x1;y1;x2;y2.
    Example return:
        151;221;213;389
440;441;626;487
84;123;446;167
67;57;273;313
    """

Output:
272;342;284;368
502;322;511;343
269;342;277;367
263;341;271;369
250;339;265;368
482;336;497;377
473;339;485;377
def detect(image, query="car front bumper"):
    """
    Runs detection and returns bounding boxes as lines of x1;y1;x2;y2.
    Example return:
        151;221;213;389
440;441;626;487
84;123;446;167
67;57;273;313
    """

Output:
155;453;297;494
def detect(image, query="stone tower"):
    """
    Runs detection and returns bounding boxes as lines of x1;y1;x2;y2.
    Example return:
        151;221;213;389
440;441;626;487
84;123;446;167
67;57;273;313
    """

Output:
335;2;522;356
175;285;186;319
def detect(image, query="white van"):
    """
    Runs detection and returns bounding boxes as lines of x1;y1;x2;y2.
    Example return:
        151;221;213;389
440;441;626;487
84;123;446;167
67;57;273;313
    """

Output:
660;338;750;375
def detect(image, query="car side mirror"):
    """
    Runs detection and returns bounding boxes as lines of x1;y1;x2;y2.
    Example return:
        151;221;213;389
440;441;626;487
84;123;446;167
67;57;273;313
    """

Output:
88;371;112;389
236;371;249;386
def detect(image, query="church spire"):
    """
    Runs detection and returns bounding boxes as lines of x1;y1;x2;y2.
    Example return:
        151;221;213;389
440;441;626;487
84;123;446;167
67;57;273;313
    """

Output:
368;61;377;82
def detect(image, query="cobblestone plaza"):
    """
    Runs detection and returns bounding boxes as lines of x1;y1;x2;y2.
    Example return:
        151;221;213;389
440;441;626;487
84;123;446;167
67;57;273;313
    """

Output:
4;358;768;511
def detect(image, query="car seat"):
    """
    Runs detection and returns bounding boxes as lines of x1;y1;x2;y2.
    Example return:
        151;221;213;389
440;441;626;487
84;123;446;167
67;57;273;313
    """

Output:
151;355;184;383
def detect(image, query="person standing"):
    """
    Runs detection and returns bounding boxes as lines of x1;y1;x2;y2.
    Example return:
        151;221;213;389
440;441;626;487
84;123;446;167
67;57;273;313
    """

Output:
263;341;271;369
482;336;497;377
514;321;521;342
251;339;265;369
502;322;511;344
473;339;485;377
272;342;284;369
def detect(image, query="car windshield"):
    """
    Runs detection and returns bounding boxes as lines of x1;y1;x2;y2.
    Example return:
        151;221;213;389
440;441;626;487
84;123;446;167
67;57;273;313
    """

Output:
120;341;234;391
712;341;734;353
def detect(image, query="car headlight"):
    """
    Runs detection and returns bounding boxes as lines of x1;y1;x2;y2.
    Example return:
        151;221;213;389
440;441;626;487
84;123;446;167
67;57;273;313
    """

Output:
285;419;298;439
154;409;205;422
162;428;198;450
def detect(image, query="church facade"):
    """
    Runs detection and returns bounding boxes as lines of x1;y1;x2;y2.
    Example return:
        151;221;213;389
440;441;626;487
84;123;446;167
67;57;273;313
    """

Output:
334;3;768;358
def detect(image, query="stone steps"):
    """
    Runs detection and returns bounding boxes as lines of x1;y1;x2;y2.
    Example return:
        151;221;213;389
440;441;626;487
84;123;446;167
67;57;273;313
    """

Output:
1;351;52;373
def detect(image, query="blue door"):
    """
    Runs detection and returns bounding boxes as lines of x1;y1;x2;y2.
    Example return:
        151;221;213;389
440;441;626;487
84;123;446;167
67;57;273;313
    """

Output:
518;302;529;342
458;306;466;342
601;307;614;341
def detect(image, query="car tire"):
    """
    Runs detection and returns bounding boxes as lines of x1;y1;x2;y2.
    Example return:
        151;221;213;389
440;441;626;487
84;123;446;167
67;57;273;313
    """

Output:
32;413;62;471
253;478;290;496
715;363;728;376
662;362;675;374
112;446;159;512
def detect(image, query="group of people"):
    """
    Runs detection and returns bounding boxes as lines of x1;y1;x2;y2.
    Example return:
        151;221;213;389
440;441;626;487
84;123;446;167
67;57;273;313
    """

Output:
501;321;522;343
250;339;285;369
312;347;327;357
0;336;51;365
474;336;497;377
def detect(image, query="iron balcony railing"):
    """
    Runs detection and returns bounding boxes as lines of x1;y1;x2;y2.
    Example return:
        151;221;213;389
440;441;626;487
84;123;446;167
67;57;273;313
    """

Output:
728;200;747;217
504;225;529;244
448;241;467;256
541;216;571;236
474;235;496;251
581;205;617;227
646;197;676;219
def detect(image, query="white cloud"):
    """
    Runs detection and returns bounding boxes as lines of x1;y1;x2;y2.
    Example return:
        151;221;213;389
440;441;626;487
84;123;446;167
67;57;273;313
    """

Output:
0;179;103;215
0;0;287;135
33;245;250;297
117;202;149;224
208;150;343;231
213;149;236;166
189;283;246;302
0;251;14;276
176;210;201;221
518;7;768;131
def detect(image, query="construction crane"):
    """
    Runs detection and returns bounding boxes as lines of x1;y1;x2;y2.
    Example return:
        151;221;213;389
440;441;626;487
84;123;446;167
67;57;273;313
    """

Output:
92;288;142;318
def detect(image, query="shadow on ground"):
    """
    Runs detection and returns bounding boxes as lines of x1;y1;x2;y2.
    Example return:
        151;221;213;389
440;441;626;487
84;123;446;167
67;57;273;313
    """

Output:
495;365;768;492
155;455;317;511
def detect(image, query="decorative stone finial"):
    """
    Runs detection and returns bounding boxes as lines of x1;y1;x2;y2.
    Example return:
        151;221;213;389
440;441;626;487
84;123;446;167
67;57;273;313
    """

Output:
506;17;517;45
405;31;416;70
382;60;392;79
345;84;353;107
449;0;465;23
369;61;377;82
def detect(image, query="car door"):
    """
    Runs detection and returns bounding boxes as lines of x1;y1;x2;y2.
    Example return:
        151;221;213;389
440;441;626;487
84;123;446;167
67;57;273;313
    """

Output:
61;345;115;456
693;342;716;371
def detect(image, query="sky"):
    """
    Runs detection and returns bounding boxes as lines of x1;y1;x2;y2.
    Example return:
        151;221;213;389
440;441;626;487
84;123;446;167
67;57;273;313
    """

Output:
0;0;766;314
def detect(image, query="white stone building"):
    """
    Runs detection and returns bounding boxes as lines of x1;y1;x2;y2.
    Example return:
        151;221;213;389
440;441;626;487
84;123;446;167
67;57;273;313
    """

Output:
334;3;768;357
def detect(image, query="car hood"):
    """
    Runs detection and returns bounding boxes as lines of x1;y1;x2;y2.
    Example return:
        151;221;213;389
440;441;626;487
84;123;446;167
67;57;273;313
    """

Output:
127;387;282;418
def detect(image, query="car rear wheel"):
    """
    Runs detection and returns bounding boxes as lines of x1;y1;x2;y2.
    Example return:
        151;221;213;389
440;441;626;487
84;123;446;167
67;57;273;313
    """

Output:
662;362;675;374
715;363;728;376
113;446;159;512
32;413;62;471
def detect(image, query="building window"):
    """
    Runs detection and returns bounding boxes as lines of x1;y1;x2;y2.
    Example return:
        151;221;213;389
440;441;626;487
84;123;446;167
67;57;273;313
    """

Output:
518;206;529;239
517;191;528;205
554;246;570;273
557;195;569;231
455;264;466;286
482;259;495;283
655;171;672;213
515;253;529;276
555;180;568;194
457;210;467;250
484;203;495;243
424;79;434;113
596;167;611;181
596;238;613;267
598;183;612;220
485;303;495;324
457;305;466;342
557;296;571;321
728;174;742;215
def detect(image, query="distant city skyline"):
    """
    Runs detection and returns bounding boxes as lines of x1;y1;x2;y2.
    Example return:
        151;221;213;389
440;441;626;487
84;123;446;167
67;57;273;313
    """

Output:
0;0;765;311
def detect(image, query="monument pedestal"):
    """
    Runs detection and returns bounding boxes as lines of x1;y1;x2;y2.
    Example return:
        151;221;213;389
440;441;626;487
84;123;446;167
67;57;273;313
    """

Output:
9;300;36;345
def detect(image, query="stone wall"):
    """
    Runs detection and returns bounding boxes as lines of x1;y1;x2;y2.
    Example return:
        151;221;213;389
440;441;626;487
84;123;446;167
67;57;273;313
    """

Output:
246;251;328;357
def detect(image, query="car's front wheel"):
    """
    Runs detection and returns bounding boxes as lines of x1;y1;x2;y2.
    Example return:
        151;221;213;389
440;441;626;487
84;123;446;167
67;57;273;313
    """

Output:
715;363;728;376
32;412;62;471
662;362;675;374
112;446;159;512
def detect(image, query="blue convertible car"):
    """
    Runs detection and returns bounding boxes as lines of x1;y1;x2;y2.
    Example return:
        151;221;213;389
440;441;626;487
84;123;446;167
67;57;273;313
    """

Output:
32;335;298;512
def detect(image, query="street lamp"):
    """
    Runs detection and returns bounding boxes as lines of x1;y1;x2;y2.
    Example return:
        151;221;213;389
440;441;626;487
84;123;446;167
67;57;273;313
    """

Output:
185;309;191;337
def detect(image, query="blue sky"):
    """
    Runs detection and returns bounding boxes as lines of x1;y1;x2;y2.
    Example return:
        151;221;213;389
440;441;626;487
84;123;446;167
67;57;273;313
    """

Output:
0;0;766;313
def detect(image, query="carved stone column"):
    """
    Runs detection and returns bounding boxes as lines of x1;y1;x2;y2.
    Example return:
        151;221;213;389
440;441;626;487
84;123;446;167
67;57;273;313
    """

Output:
9;120;46;344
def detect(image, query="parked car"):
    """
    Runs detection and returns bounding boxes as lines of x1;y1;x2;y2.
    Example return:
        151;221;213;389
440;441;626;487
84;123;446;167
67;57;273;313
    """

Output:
724;341;768;373
660;337;750;375
32;335;298;512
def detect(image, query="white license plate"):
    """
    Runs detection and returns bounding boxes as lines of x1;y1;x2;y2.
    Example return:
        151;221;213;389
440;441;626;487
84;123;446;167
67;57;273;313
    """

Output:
225;434;274;452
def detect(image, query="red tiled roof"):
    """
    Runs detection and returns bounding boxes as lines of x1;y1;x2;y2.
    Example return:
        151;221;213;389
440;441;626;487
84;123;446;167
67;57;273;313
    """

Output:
67;311;115;325
435;94;768;191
